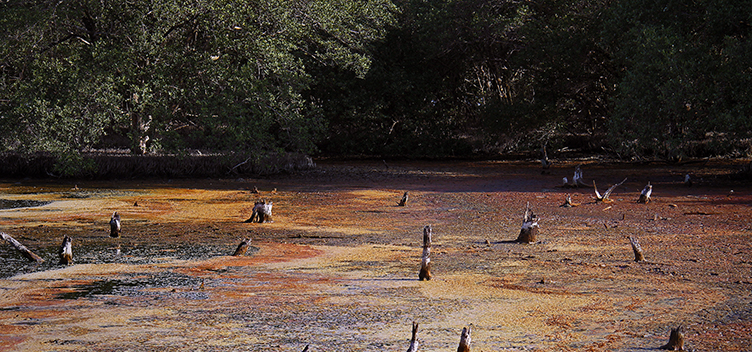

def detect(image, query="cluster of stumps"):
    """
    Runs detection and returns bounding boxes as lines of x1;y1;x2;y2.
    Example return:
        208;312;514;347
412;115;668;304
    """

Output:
0;171;692;351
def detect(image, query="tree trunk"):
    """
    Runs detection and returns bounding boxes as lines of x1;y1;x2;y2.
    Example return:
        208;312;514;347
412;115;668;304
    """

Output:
1;231;44;262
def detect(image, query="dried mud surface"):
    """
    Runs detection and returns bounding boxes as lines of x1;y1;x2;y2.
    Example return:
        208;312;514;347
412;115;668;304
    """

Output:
1;160;751;351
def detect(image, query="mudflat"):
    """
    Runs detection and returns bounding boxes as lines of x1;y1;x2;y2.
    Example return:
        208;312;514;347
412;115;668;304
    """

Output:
1;160;750;351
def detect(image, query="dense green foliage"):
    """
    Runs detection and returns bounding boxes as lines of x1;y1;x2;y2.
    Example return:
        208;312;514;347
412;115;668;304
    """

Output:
1;0;750;175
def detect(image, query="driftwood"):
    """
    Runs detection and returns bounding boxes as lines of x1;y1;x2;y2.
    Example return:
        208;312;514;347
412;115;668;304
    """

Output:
59;235;73;265
419;225;432;281
406;322;419;352
398;191;409;206
660;325;685;350
637;182;652;203
233;238;252;256
516;202;538;244
110;211;121;238
457;326;472;352
245;200;273;223
560;194;580;208
1;231;44;262
594;177;627;203
628;236;645;262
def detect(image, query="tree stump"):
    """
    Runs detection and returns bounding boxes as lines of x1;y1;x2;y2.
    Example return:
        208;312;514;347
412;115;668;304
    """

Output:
110;211;121;238
1;231;44;262
560;194;580;207
419;225;432;281
233;238;252;256
245;200;273;223
457;326;471;352
398;191;409;206
637;182;652;203
628;236;645;262
59;235;73;265
660;325;685;351
406;322;419;352
516;202;538;244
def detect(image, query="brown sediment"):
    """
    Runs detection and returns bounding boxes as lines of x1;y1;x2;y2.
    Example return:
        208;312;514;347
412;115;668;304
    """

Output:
0;160;750;351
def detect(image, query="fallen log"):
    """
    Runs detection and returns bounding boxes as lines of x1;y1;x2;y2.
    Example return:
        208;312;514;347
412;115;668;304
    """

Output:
419;225;432;281
1;231;44;262
59;235;73;265
233;238;252;256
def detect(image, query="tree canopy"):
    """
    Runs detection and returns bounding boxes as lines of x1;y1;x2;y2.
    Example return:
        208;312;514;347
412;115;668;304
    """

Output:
1;0;750;175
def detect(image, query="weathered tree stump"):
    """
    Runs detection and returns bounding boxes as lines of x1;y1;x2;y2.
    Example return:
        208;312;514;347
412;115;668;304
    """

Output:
233;238;252;256
245;200;273;223
457;326;472;352
398;191;409;206
562;165;587;188
516;202;538;244
628;236;645;262
560;194;580;208
594;177;627;203
637;182;652;203
109;211;121;238
1;231;44;262
59;235;73;265
660;325;685;351
419;225;432;281
406;322;419;352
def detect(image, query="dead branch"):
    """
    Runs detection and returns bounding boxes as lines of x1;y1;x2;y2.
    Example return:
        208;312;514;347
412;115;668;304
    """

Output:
516;202;539;244
419;225;432;281
110;211;121;238
59;235;73;265
457;326;472;352
1;231;44;262
406;321;419;352
628;236;645;262
398;191;409;206
233;238;252;256
660;325;685;351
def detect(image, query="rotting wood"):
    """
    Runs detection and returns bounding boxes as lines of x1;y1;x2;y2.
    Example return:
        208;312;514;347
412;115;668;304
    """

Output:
516;202;538;244
398;191;409;206
628;236;645;262
457;326;471;352
233;238;252;256
1;231;44;262
406;322;419;352
637;182;652;203
660;325;685;350
110;211;121;238
59;235;72;265
419;225;432;281
594;177;627;203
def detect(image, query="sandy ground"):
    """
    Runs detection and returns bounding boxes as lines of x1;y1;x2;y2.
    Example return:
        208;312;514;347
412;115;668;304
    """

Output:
0;160;751;351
